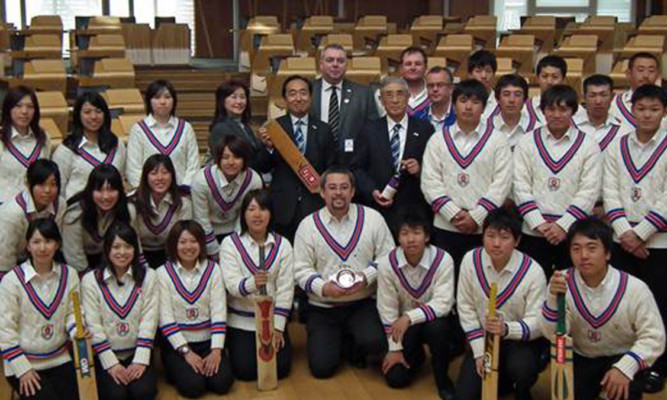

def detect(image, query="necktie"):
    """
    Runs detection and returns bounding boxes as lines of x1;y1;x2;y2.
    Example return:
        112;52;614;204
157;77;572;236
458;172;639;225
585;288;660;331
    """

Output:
390;123;402;172
328;86;340;146
294;120;305;154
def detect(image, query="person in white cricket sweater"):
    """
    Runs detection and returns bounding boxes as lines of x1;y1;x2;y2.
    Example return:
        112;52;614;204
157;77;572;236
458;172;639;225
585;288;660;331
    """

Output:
0;218;80;400
421;79;513;268
604;84;667;392
376;208;456;400
157;220;234;398
125;80;199;188
514;84;602;278
526;55;569;124
541;218;666;400
0;160;65;277
131;154;192;269
609;52;662;129
220;189;294;381
488;74;540;151
294;167;395;378
468;50;499;120
51;92;126;201
191;133;263;259
456;208;547;400
82;223;158;400
0;86;52;205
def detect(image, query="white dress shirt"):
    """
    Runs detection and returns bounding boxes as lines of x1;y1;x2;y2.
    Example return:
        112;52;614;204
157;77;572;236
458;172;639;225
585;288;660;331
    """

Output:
320;80;343;124
386;114;409;162
0;127;52;204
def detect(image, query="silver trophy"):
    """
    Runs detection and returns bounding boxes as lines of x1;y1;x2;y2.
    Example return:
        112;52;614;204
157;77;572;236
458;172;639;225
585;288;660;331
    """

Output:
331;264;363;289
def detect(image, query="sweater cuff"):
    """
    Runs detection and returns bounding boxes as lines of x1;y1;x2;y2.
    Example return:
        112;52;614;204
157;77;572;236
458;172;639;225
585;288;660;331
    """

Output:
614;352;647;380
211;333;226;349
361;263;378;286
274;314;288;332
556;213;577;233
470;338;485;359
305;275;326;297
506;320;531;341
98;348;120;370
524;210;547;231
239;277;257;297
406;306;436;325
388;337;403;352
634;220;658;242
132;346;152;366
11;355;33;378
469;205;489;227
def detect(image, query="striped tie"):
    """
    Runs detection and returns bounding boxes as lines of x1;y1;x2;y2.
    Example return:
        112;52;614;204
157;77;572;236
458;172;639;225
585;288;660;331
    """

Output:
328;86;340;146
294;119;306;154
390;123;402;172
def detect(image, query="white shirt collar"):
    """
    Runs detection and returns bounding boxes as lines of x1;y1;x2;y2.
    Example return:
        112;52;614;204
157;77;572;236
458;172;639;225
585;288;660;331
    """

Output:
176;259;206;274
322;79;342;92
450;120;486;138
103;266;134;284
149;192;173;209
387;114;409;131
146;114;177;128
428;101;452;122
290;114;309;127
396;246;433;271
628;129;667;147
573;111;620;129
241;232;277;248
321;203;356;224
21;260;60;283
10;126;34;140
545;125;577;141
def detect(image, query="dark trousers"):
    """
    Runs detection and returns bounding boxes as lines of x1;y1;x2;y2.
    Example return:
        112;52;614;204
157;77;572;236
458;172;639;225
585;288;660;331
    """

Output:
306;299;387;378
226;326;292;381
574;352;645;400
160;340;234;398
612;246;667;375
142;249;167;270
384;317;451;391
275;196;316;243
519;234;571;280
95;355;157;400
456;340;544;400
7;362;78;400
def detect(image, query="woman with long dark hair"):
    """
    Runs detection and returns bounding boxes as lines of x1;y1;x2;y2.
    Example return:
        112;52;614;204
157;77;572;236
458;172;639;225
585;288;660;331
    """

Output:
0;86;51;203
192;134;263;258
52;92;126;200
219;188;294;381
132;154;192;269
0;159;65;275
62;164;135;273
81;222;158;400
157;220;234;398
0;218;80;400
207;79;268;169
126;80;199;188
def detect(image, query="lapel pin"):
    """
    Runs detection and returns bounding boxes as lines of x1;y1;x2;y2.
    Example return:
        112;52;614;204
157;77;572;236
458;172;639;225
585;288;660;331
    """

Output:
412;132;419;136
344;98;350;104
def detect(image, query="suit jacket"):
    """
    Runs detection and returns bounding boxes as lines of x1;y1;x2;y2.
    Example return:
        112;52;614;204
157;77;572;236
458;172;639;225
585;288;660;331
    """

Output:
351;115;434;231
311;78;379;165
257;113;337;228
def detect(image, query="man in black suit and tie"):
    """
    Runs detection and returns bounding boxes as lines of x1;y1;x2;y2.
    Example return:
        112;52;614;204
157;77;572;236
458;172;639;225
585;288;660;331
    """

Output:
310;43;379;166
351;76;435;233
258;75;337;241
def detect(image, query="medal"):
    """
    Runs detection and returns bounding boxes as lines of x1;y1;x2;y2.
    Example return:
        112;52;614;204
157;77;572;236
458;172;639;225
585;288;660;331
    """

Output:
457;172;469;187
116;322;130;337
631;187;642;202
41;324;54;340
186;307;199;320
548;177;560;191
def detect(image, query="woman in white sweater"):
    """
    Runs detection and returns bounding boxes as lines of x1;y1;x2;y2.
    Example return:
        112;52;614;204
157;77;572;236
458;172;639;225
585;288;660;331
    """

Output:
0;218;80;400
220;188;294;381
82;222;158;400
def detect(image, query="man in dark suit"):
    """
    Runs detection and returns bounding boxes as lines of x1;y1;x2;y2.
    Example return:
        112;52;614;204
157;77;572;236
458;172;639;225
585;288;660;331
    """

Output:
258;75;337;241
310;43;379;166
351;76;435;233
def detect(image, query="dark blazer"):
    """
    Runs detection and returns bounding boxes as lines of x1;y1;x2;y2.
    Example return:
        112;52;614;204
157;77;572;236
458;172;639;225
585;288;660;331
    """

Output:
351;115;434;231
310;78;379;165
208;119;271;171
257;113;337;228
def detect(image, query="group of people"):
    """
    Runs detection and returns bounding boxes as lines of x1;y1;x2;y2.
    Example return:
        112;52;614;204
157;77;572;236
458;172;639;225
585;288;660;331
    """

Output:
0;39;665;400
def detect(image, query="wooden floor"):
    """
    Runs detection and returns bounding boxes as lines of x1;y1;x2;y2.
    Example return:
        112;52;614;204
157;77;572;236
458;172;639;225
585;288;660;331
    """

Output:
1;323;665;400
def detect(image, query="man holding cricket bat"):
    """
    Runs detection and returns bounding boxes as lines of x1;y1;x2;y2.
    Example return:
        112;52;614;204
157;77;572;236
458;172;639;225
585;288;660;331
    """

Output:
541;218;665;400
457;208;547;400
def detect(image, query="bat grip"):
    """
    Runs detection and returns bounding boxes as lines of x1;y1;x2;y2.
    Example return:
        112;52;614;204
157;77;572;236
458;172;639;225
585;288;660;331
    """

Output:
258;245;267;296
556;293;566;334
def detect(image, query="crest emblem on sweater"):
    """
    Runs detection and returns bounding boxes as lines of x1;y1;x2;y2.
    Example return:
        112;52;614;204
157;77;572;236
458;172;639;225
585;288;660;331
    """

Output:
631;187;642;202
186;307;199;320
587;329;601;343
117;322;130;337
41;324;54;340
548;177;560;191
457;172;469;187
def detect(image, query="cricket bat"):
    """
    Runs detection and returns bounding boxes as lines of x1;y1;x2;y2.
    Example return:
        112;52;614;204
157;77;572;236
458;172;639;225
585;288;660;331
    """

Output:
70;291;99;400
551;292;574;400
265;120;321;194
482;283;500;400
254;245;278;390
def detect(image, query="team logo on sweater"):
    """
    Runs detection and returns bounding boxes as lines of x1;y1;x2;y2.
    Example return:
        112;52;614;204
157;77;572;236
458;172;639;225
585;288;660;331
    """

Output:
186;307;199;320
548;177;560;191
457;172;469;187
41;324;54;340
587;329;601;343
631;187;642;202
116;322;130;337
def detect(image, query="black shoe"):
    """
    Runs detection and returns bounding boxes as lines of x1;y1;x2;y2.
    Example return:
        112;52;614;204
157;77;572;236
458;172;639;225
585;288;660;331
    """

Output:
438;378;456;400
643;371;665;393
349;354;367;369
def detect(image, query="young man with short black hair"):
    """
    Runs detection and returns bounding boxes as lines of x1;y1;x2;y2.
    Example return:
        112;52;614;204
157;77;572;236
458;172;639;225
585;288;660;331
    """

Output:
514;85;601;278
526;55;568;123
468;50;499;119
456;208;547;400
610;52;661;128
377;207;456;399
541;217;666;400
604;84;667;392
489;74;541;149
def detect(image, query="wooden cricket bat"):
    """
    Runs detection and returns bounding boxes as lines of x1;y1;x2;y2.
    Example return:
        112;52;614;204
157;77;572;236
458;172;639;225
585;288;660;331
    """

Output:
265;120;321;194
254;245;278;390
551;292;574;400
70;291;99;400
482;283;500;400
